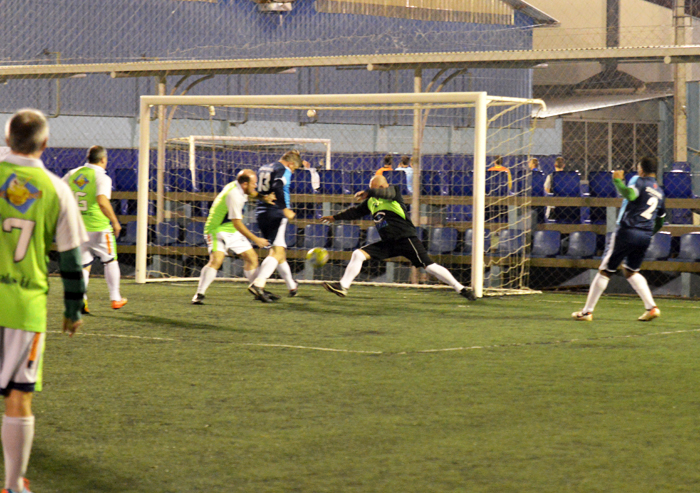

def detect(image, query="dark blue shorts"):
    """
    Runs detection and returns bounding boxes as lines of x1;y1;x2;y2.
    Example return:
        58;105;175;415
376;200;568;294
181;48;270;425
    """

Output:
361;236;433;268
256;211;288;248
600;227;652;273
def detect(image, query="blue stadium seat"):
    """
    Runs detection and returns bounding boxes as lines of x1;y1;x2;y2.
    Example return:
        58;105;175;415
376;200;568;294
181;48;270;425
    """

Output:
387;170;410;195
497;229;523;256
644;231;672;261
285;224;298;248
352;170;375;193
302;224;329;249
185;222;206;247
318;169;344;195
366;226;381;244
672;233;700;261
331;224;361;251
451;172;473;196
291;170;316;195
557;231;597;259
118;221;138;245
549;171;582;223
530;170;546;197
113;168;138;192
445;204;471;222
428;227;458;255
156;221;180;246
168;169;195;193
195;169;216;193
461;228;491;255
664;170;695;224
530;230;561;258
588;171;617;197
420;171;448;196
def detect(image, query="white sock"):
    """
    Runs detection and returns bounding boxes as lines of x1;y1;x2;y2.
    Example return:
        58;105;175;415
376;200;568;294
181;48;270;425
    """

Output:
253;257;279;289
276;262;298;290
627;272;656;310
340;250;366;290
425;263;464;292
82;268;90;300
2;415;34;492
583;272;610;313
197;265;219;295
244;268;259;283
104;261;122;301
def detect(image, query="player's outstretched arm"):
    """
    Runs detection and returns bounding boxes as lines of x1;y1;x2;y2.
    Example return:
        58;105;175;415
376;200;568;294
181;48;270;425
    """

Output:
612;170;639;201
232;219;269;248
321;215;335;224
59;246;85;336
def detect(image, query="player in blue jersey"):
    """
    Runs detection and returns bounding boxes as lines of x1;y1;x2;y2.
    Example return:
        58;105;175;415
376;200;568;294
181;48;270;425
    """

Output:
248;150;304;302
573;157;666;322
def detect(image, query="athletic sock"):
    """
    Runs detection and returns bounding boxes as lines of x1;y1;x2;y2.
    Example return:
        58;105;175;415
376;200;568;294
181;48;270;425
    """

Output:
627;272;656;310
197;265;219;295
253;256;279;289
425;263;464;292
583;272;610;313
82;268;90;300
276;262;298;290
2;415;34;493
340;250;366;290
104;261;122;301
244;267;259;283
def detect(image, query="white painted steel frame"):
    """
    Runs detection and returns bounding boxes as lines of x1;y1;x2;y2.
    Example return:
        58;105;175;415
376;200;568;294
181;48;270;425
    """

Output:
136;92;546;299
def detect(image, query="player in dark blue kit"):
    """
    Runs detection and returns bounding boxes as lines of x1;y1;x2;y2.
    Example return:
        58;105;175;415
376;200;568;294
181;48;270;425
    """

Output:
573;157;666;322
248;150;303;303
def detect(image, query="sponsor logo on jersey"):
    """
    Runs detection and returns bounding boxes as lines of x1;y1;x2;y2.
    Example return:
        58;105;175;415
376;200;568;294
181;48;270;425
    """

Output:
73;173;90;190
0;174;43;214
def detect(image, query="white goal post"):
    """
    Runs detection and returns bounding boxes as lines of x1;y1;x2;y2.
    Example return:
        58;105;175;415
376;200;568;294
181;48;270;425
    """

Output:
136;92;546;298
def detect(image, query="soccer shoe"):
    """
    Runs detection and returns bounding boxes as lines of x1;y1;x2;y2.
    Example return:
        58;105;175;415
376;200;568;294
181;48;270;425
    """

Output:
459;287;476;301
571;311;593;322
111;298;128;310
248;284;273;303
81;298;90;315
191;293;205;305
322;282;347;298
264;290;281;301
638;306;660;322
1;478;32;493
289;287;298;297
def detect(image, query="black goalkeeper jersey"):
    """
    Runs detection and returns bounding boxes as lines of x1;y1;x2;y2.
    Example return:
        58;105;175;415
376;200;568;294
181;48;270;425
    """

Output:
333;186;417;242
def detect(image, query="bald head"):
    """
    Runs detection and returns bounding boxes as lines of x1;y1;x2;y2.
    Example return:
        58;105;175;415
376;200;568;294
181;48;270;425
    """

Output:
237;168;258;195
369;175;389;189
5;109;49;156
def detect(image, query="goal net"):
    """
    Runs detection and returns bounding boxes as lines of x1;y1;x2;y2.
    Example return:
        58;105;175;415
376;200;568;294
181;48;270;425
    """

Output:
135;92;545;298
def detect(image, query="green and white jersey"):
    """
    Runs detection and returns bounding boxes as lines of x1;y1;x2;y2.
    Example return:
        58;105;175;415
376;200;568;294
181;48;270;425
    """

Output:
0;154;88;333
204;181;247;235
63;163;113;232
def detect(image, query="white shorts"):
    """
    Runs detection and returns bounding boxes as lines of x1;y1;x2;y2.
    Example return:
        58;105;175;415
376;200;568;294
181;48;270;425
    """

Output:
206;231;253;256
82;230;117;265
0;328;45;395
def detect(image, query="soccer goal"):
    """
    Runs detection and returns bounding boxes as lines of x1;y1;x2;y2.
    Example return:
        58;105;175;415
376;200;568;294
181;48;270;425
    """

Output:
134;92;545;298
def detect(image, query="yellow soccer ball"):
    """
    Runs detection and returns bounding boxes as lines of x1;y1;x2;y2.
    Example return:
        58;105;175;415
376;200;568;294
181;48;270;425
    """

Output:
306;247;329;268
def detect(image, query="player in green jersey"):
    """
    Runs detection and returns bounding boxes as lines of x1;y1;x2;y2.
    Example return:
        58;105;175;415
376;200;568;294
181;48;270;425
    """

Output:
192;169;271;304
64;145;127;312
0;109;87;493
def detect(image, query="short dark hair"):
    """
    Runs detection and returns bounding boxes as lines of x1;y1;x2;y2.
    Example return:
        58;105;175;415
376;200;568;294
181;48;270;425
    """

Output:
87;145;106;164
639;156;657;175
554;157;565;169
383;154;393;167
5;109;48;155
400;155;411;167
494;155;502;166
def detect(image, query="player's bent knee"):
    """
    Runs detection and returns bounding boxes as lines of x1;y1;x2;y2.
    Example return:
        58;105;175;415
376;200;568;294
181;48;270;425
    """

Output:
354;249;370;261
4;390;33;418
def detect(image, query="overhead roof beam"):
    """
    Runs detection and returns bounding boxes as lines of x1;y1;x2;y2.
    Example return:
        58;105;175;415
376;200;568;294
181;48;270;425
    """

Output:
1;46;700;80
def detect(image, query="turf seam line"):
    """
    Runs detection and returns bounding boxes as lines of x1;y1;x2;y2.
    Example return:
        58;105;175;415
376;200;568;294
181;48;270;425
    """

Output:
47;331;176;341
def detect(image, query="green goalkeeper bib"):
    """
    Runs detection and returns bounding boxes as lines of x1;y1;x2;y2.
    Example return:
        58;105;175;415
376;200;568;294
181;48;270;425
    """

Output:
0;161;61;332
204;181;240;235
67;166;111;232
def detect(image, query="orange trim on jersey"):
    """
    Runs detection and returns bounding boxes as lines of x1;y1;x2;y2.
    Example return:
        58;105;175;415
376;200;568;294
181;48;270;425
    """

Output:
27;333;42;369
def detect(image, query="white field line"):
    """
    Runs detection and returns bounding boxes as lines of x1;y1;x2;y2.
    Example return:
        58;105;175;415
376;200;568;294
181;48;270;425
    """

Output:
48;327;700;355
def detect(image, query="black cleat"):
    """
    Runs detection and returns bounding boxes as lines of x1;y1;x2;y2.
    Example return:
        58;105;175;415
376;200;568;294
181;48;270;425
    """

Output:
248;284;273;303
264;290;281;301
459;287;477;301
288;288;298;297
323;282;347;298
191;293;205;305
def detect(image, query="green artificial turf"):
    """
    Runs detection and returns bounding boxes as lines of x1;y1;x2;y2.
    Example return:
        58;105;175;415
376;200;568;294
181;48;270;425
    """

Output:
25;278;700;492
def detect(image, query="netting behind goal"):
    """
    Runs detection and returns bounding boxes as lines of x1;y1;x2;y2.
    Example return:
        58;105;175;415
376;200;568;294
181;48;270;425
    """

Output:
135;93;544;298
